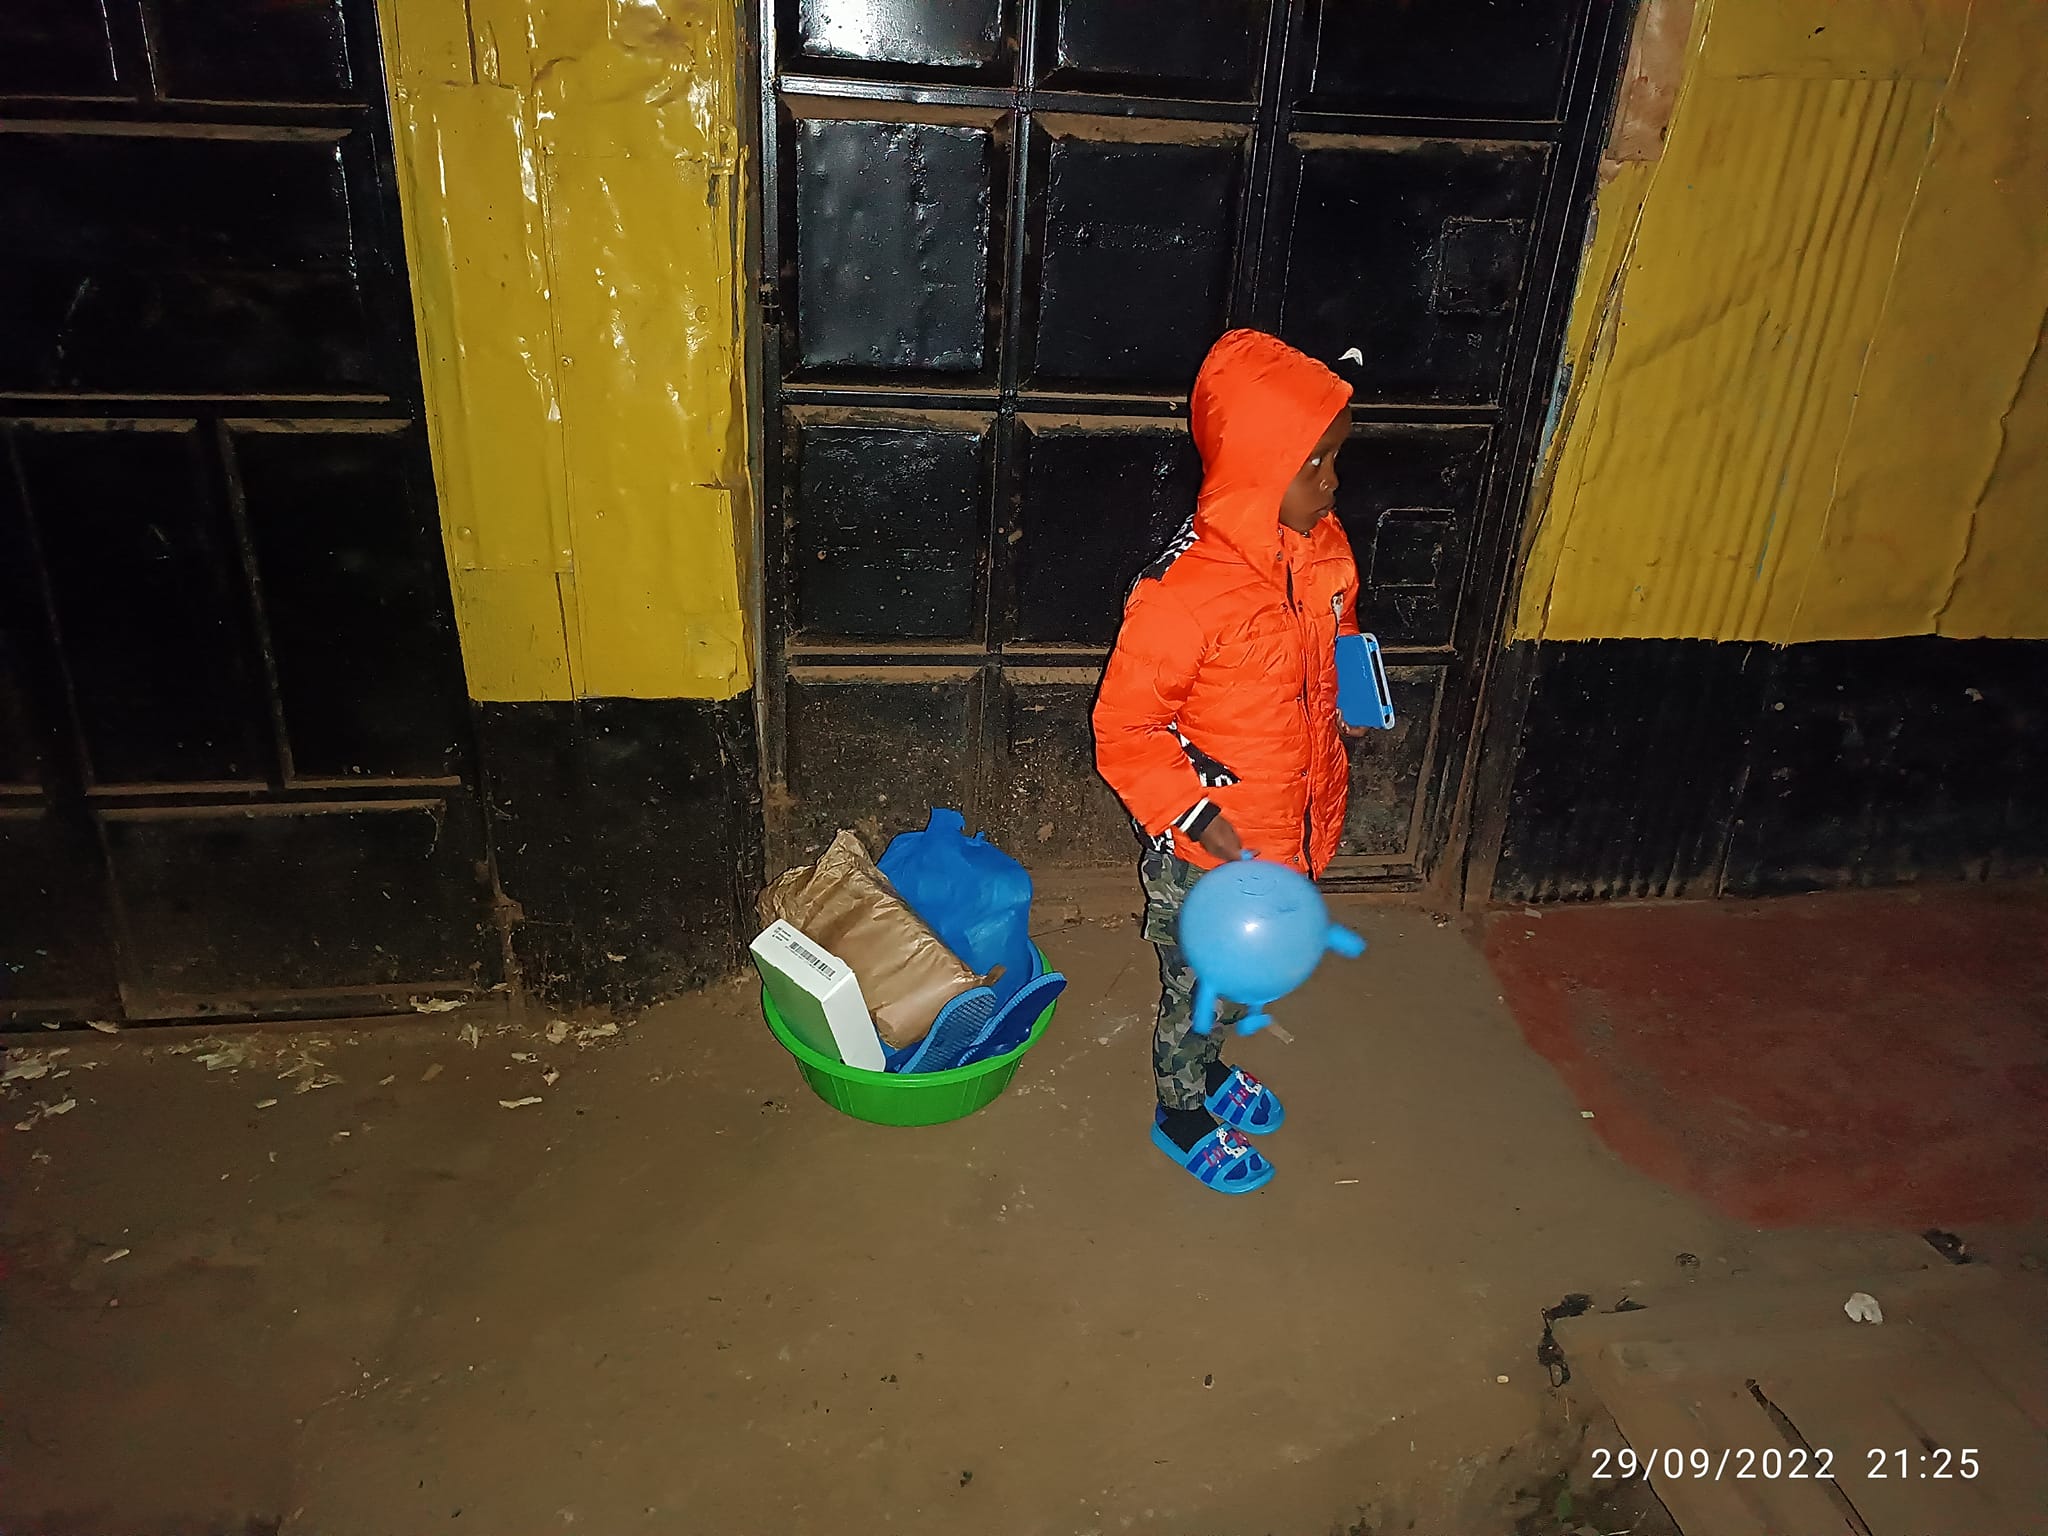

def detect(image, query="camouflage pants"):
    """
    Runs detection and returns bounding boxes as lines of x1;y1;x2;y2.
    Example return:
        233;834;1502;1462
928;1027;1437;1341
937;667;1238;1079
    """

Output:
1140;842;1245;1110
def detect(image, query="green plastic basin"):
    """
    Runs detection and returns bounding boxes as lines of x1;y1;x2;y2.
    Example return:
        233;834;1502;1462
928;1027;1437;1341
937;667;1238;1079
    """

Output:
760;947;1057;1126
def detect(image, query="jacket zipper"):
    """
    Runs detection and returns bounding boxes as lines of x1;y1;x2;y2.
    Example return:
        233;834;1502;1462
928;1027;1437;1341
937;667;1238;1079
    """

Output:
1290;563;1313;869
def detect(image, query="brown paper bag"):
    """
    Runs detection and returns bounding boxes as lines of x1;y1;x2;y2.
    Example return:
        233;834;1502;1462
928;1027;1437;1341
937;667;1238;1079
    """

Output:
758;830;985;1049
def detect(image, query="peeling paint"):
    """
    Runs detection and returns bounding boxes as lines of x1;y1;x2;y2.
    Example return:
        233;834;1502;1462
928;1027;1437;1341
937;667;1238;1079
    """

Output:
379;0;753;701
1517;0;2048;644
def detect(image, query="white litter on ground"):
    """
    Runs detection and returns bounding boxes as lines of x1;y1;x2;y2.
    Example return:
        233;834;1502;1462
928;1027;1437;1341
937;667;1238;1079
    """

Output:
2;1056;57;1085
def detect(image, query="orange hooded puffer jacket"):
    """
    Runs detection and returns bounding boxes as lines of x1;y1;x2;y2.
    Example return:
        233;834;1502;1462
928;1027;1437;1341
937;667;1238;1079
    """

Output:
1093;330;1357;875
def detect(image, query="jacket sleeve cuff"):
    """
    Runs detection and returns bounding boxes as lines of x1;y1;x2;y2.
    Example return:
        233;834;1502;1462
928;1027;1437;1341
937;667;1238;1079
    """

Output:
1175;798;1220;841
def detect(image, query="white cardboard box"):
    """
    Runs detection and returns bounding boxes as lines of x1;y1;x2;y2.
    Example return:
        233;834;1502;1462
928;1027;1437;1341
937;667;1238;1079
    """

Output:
749;920;886;1071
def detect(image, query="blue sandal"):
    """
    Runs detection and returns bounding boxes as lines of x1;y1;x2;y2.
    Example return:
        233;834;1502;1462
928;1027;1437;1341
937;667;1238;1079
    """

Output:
1152;1109;1276;1195
1205;1067;1284;1135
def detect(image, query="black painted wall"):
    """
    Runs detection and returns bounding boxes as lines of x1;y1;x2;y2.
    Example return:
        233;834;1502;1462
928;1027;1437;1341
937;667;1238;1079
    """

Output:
477;698;766;1011
1489;638;2048;902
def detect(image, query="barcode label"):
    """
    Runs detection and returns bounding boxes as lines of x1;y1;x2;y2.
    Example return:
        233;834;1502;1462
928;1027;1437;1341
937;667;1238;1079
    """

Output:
783;933;836;979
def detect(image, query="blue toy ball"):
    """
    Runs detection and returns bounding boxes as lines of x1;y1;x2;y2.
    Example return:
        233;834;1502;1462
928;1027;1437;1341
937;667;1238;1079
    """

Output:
1178;854;1367;1036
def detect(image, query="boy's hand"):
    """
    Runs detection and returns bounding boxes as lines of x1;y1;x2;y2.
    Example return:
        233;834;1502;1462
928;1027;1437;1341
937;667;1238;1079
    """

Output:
1339;723;1373;741
1197;815;1245;862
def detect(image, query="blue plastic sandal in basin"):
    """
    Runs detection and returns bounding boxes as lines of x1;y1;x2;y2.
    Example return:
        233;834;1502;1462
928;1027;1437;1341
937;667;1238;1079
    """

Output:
760;947;1057;1126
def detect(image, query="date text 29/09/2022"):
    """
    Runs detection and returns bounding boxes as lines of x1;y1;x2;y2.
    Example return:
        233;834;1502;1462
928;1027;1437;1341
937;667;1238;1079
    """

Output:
1592;1445;1983;1481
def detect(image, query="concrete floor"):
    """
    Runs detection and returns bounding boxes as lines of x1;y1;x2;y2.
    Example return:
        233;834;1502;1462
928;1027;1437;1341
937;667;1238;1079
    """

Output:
2;893;2022;1535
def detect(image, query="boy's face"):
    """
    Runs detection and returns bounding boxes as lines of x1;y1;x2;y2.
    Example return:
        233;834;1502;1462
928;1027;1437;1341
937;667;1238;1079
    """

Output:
1279;405;1351;535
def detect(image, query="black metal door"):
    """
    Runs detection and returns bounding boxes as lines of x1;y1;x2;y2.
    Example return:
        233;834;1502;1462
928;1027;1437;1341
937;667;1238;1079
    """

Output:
760;0;1627;881
0;0;497;1024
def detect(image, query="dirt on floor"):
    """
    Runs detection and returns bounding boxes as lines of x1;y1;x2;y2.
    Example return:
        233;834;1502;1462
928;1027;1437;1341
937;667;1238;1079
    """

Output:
1;891;2011;1536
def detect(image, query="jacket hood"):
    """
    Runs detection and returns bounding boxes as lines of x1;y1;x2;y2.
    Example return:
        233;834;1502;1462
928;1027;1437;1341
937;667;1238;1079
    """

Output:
1189;329;1353;578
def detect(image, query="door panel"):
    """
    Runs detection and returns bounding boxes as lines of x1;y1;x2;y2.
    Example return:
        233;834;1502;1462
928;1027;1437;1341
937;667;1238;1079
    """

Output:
226;421;469;780
787;0;1011;76
993;671;1133;863
1026;121;1246;389
0;810;115;1019
145;0;356;103
1038;0;1267;100
1302;0;1579;119
759;0;1626;883
102;799;490;1014
1276;138;1548;405
0;126;385;396
786;408;993;640
0;1;123;96
1331;423;1491;651
783;669;986;853
1012;417;1202;645
788;108;1006;376
1344;663;1444;863
17;420;272;786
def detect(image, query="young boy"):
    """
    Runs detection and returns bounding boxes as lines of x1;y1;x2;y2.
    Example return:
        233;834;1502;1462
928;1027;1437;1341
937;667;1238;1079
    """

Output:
1092;329;1362;1194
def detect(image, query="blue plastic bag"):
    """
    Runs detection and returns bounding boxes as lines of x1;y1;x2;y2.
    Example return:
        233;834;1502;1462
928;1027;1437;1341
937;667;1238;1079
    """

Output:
879;809;1034;1005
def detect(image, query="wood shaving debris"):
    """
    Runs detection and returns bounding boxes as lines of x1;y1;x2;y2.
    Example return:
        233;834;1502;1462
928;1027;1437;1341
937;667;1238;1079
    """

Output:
378;1074;396;1086
102;1247;130;1264
86;1018;122;1033
17;1097;78;1130
30;1149;50;1165
459;1023;481;1050
511;1052;536;1062
420;1064;444;1083
542;1068;560;1087
499;1096;543;1110
545;1020;571;1046
255;1098;279;1110
411;998;464;1014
